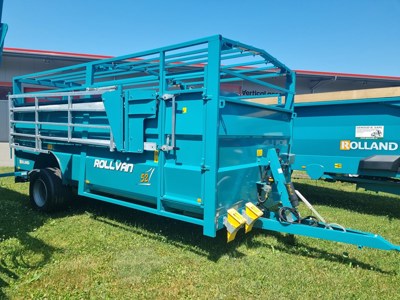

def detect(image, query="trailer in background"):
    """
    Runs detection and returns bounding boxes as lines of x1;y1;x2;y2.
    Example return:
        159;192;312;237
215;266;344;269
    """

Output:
0;0;8;63
292;87;400;195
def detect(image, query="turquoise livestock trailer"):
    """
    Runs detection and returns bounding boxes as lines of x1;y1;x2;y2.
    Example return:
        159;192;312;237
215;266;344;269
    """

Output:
4;35;399;251
291;88;400;195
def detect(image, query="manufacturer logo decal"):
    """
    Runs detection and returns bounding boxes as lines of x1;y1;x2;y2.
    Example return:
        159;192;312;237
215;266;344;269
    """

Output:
340;140;399;151
93;159;134;173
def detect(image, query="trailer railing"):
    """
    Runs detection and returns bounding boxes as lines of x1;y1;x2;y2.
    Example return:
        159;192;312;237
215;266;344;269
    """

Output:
9;88;116;152
10;35;295;154
12;35;295;107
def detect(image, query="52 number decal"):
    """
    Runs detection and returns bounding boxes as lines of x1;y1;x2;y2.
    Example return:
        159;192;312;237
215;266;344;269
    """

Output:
140;173;149;183
139;168;155;185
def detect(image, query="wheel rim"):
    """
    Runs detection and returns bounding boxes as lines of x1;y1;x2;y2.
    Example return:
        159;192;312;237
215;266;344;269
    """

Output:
33;179;48;207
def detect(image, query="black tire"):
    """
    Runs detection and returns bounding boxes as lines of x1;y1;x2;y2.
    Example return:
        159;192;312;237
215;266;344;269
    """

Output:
29;167;68;212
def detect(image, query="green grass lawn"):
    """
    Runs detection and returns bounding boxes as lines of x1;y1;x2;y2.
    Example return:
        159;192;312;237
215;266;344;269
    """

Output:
1;166;400;299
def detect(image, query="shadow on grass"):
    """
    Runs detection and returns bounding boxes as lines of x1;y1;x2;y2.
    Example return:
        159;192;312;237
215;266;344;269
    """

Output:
68;196;240;261
293;181;400;220
0;186;60;299
246;230;394;275
70;195;391;274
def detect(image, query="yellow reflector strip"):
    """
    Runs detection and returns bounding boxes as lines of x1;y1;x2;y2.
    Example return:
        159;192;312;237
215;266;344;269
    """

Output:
154;150;159;163
256;149;263;157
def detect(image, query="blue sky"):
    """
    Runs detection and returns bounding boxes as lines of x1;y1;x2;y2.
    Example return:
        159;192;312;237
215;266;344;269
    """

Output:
2;0;400;76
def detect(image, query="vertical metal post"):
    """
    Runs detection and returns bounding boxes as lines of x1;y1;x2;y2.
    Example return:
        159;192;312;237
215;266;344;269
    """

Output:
34;97;40;150
284;71;296;110
171;95;176;149
67;95;72;142
202;36;221;237
109;130;114;151
284;72;296;155
85;63;94;87
10;80;22;158
157;50;166;212
8;95;14;156
12;81;21;94
0;0;3;23
0;0;8;66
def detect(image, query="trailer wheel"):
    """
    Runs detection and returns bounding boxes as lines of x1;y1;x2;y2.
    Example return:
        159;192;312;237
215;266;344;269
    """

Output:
29;167;68;212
